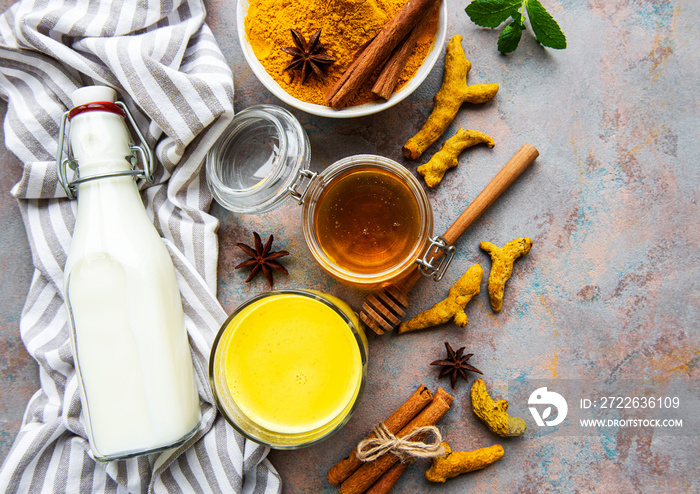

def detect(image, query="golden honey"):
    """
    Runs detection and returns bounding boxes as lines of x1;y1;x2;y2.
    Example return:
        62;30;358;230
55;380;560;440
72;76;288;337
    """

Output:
314;167;421;274
301;155;433;288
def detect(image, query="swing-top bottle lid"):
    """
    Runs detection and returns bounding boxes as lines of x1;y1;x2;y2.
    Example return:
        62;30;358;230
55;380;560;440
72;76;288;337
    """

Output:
71;86;117;106
57;86;155;199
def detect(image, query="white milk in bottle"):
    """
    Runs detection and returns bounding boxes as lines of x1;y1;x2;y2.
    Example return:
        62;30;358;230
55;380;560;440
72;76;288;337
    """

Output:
61;86;201;461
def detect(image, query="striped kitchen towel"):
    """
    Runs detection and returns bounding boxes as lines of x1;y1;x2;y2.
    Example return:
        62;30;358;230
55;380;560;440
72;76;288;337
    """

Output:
0;0;281;492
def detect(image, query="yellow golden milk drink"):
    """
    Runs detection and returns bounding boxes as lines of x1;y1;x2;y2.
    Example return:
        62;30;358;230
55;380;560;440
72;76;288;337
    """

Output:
210;290;367;448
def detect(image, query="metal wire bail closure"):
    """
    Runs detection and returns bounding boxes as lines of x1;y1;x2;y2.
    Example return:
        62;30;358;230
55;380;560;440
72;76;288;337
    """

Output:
56;100;155;199
416;235;456;282
287;169;318;204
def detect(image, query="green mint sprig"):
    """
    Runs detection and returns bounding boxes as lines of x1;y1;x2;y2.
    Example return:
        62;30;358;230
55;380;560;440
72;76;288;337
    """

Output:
465;0;567;53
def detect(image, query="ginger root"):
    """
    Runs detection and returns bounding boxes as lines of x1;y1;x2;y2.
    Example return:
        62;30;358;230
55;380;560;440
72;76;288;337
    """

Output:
471;378;526;437
417;129;495;187
398;264;483;334
425;442;504;483
480;237;532;312
403;35;499;160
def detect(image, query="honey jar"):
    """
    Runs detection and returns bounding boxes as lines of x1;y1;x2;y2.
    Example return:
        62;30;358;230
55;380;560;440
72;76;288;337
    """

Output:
298;155;433;287
206;105;443;288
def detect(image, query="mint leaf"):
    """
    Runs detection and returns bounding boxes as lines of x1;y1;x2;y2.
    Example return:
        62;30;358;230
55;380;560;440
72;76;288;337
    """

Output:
497;18;524;53
465;0;523;28
465;0;567;54
526;0;567;49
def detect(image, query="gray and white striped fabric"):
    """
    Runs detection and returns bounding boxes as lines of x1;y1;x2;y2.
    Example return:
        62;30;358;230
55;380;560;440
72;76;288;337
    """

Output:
0;0;282;492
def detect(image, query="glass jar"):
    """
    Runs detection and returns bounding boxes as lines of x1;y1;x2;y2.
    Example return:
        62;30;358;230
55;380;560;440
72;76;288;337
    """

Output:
300;155;433;288
209;290;367;449
206;104;442;288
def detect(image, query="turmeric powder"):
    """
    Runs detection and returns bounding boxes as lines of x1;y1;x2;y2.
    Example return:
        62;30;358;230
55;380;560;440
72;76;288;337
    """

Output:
398;264;483;334
417;128;494;187
425;442;504;483
480;237;533;312
244;0;440;107
403;35;499;160
471;378;527;437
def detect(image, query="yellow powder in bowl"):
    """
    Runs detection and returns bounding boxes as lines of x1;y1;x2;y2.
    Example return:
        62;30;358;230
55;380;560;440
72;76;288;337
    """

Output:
244;0;441;107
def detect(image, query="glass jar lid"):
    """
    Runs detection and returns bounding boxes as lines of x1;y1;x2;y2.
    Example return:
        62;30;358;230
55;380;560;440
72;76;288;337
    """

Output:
206;104;310;214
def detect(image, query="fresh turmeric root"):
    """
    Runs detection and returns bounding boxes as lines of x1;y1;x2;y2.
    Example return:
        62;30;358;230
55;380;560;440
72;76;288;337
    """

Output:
417;129;495;187
480;237;533;312
403;35;499;160
398;264;483;334
471;378;527;437
425;442;504;483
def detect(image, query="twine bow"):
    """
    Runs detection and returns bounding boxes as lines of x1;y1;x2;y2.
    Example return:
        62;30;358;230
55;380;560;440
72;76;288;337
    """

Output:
355;423;445;463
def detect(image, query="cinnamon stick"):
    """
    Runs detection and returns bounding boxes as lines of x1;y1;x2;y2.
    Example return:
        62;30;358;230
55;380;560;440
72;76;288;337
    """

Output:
326;0;440;109
364;463;408;494
325;38;373;105
327;385;433;486
427;386;455;408
338;388;454;494
371;15;431;100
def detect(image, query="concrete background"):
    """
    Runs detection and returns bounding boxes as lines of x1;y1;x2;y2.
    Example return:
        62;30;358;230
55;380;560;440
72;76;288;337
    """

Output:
1;0;698;492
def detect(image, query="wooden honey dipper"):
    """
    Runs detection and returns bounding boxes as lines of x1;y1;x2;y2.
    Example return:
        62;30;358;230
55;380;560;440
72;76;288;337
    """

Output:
360;143;539;335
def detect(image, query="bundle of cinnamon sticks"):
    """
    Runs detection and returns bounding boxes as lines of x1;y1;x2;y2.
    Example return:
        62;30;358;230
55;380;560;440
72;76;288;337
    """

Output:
327;385;454;494
326;0;441;109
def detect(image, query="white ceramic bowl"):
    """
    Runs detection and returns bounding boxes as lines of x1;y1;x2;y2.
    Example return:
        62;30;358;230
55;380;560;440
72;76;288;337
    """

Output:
236;0;447;118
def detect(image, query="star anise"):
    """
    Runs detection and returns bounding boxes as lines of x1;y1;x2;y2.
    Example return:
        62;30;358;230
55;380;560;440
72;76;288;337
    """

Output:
235;232;289;288
281;28;336;83
430;341;483;389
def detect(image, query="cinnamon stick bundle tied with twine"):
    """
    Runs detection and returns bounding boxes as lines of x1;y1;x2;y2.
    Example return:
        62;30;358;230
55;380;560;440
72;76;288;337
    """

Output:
327;384;433;485
326;0;441;109
328;386;455;494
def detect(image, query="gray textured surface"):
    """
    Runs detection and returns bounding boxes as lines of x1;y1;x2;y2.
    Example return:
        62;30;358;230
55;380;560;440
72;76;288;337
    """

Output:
1;0;698;491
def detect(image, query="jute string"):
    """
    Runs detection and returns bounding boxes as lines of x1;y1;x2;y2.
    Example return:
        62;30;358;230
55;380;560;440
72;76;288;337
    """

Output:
355;423;445;464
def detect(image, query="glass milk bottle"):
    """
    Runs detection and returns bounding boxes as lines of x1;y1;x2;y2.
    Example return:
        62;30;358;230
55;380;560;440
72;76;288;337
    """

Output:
58;86;201;461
